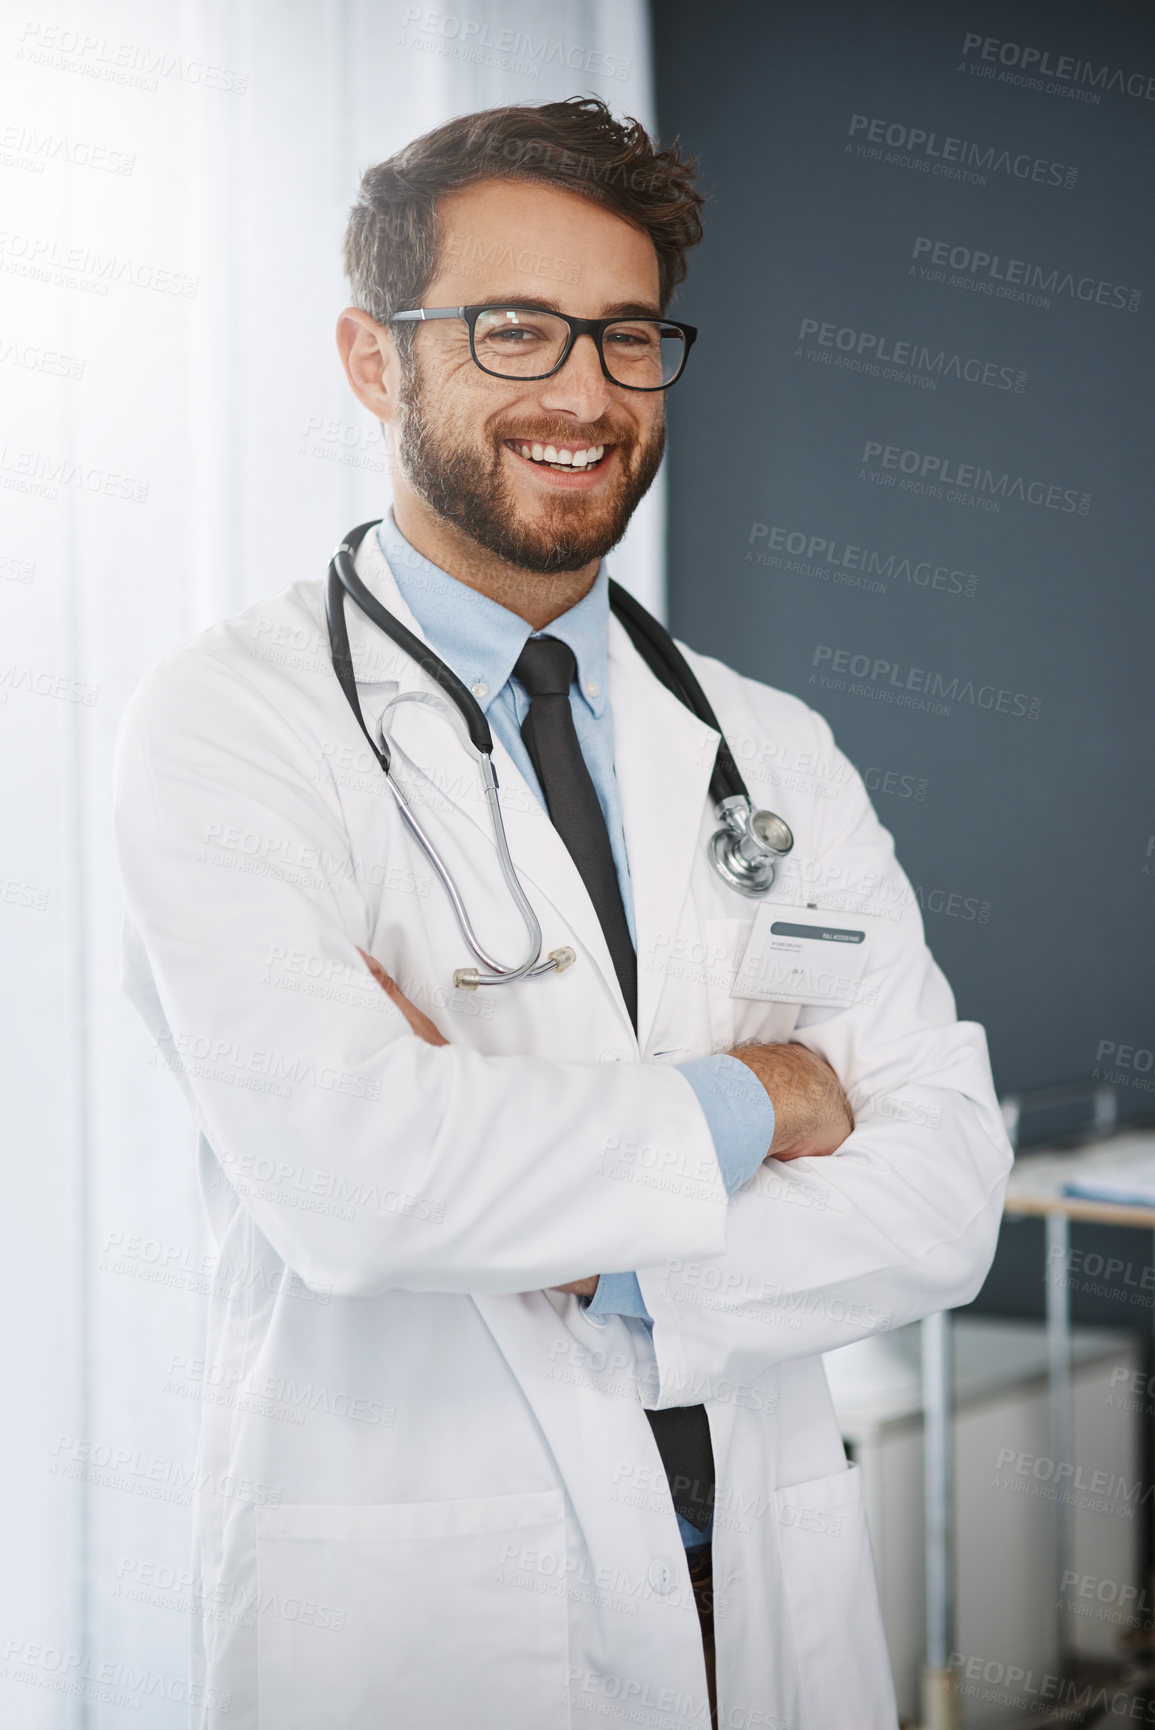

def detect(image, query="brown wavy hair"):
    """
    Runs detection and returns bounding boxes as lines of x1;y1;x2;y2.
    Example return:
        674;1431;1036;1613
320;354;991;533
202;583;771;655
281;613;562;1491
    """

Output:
343;96;704;357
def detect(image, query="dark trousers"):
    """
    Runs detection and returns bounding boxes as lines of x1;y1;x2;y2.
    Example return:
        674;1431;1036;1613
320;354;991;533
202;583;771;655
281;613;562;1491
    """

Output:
687;1543;719;1729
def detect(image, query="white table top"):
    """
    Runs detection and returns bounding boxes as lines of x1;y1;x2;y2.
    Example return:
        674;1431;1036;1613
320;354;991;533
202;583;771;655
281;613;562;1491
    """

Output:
1004;1129;1155;1225
826;1316;1133;1437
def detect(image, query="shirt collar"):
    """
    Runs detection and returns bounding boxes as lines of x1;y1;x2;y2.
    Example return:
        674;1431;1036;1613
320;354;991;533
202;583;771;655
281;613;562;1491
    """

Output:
376;511;609;719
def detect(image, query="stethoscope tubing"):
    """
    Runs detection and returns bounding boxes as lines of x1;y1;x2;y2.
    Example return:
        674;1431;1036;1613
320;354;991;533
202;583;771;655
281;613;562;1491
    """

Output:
325;519;790;987
327;521;560;986
376;754;551;985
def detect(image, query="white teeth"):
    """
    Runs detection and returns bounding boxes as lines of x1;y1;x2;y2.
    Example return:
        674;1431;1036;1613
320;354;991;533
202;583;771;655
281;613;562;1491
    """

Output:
513;441;607;467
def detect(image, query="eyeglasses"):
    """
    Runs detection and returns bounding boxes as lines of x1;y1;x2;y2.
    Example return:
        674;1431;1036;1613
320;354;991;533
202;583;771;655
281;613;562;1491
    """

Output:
389;304;697;391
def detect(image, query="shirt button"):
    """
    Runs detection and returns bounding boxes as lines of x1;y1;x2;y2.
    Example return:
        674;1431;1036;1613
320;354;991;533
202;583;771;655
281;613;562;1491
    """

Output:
585;1308;608;1328
471;681;488;699
599;1049;627;1062
585;681;600;698
648;1556;678;1595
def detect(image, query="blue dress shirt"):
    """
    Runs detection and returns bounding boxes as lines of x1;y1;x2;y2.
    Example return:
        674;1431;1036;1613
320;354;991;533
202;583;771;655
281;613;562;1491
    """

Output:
377;514;775;1545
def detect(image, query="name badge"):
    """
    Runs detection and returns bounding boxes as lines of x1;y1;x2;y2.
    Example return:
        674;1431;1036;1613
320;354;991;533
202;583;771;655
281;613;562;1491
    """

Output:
734;905;876;1007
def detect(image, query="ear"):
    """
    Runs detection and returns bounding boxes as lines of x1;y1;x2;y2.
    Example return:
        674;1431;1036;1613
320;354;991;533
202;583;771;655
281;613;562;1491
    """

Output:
336;308;401;426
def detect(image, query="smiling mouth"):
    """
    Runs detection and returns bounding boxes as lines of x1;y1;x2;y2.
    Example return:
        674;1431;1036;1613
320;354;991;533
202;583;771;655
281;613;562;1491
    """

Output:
504;438;614;473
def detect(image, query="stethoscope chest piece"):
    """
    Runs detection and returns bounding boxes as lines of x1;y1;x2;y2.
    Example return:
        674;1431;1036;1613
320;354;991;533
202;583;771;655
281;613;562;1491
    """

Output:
709;796;794;896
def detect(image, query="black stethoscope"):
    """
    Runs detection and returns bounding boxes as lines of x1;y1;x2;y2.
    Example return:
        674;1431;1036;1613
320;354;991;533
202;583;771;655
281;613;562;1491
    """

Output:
326;520;794;990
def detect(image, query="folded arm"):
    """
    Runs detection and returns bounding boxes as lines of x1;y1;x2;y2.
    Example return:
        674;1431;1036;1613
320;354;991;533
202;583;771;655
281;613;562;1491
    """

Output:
583;1042;852;1320
631;728;1013;1404
114;647;733;1299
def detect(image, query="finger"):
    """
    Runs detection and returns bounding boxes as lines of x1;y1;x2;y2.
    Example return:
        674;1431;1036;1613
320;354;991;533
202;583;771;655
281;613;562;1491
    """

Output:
771;1111;854;1161
356;948;448;1046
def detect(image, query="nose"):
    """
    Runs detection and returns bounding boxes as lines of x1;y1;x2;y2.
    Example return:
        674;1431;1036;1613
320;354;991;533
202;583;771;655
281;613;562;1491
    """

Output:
537;331;614;423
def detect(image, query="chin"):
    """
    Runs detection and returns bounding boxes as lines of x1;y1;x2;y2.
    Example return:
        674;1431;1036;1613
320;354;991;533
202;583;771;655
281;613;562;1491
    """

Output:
512;546;606;576
514;520;627;575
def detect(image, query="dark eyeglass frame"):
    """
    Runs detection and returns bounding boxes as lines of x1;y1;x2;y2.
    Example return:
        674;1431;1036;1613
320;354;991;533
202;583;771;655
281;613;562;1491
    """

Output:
389;304;698;391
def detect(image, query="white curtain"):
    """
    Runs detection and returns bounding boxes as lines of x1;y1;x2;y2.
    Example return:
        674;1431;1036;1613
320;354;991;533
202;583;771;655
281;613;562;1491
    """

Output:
0;3;658;1722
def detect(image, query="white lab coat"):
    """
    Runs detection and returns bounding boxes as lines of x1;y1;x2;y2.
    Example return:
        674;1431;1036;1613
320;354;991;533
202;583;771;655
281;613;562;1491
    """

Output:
113;527;1012;1730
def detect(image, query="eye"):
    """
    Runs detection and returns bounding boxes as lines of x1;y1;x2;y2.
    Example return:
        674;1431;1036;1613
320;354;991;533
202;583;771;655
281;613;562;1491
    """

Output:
605;324;659;348
475;312;557;344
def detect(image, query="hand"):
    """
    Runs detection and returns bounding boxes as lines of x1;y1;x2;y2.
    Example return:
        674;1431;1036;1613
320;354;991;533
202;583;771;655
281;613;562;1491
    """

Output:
356;948;448;1046
726;1040;854;1161
553;1276;599;1297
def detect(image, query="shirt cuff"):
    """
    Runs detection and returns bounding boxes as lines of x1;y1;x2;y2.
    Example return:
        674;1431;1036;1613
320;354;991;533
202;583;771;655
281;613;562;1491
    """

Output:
676;1053;774;1194
585;1271;652;1322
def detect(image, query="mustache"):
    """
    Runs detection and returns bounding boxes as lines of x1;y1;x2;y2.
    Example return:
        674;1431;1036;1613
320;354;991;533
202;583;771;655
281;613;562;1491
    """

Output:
490;417;632;447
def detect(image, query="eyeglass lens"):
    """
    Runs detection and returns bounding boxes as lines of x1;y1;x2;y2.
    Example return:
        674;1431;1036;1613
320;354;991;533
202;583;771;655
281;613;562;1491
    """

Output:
473;308;685;387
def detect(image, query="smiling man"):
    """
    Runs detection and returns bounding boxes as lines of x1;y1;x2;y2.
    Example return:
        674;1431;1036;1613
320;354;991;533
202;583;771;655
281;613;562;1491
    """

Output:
341;175;671;619
114;98;1011;1729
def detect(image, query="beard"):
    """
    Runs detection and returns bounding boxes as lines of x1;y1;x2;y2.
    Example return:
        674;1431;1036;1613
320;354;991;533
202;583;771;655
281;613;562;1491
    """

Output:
393;357;666;575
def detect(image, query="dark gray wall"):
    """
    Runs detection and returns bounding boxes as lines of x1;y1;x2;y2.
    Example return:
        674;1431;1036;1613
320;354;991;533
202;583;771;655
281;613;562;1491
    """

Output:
654;0;1155;1142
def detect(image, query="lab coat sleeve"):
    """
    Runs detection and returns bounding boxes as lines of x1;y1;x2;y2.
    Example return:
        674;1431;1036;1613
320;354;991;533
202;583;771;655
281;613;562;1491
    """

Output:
112;642;730;1298
634;707;1014;1405
586;1056;775;1321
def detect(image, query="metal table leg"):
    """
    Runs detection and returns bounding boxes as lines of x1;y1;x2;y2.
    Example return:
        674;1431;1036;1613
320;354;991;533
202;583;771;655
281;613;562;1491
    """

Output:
1045;1212;1072;1661
921;1308;957;1730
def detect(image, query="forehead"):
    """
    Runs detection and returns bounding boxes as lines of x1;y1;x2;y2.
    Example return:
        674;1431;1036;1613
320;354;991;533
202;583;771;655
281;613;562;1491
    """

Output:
428;177;661;316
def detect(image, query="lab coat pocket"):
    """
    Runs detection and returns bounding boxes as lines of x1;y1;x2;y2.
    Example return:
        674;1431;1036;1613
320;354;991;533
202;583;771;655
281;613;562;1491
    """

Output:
255;1489;569;1730
700;918;752;1052
701;918;802;1051
772;1463;897;1729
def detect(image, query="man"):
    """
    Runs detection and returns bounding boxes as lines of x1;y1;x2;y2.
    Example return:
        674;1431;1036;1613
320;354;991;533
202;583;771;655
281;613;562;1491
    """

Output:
114;97;1012;1730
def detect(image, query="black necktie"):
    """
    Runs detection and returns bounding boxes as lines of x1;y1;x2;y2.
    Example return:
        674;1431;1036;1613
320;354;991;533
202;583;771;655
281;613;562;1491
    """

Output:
513;635;637;1027
512;633;715;1536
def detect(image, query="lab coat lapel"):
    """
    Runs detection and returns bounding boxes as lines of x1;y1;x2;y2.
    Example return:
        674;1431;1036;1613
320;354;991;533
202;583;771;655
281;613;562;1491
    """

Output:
608;615;719;1054
340;530;634;1029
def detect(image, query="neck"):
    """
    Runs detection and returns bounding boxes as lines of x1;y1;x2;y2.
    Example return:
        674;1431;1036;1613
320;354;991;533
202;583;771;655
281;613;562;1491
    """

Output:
391;489;598;631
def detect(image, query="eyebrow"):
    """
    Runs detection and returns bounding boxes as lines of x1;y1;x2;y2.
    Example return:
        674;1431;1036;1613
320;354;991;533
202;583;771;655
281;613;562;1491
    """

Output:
476;295;665;320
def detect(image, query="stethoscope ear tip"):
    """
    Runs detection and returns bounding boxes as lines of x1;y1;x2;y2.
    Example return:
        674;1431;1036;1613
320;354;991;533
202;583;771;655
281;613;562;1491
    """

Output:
452;946;575;991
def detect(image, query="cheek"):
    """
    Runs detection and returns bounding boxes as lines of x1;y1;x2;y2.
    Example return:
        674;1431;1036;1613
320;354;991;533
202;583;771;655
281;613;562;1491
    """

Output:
634;406;664;448
430;383;501;451
455;377;533;441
